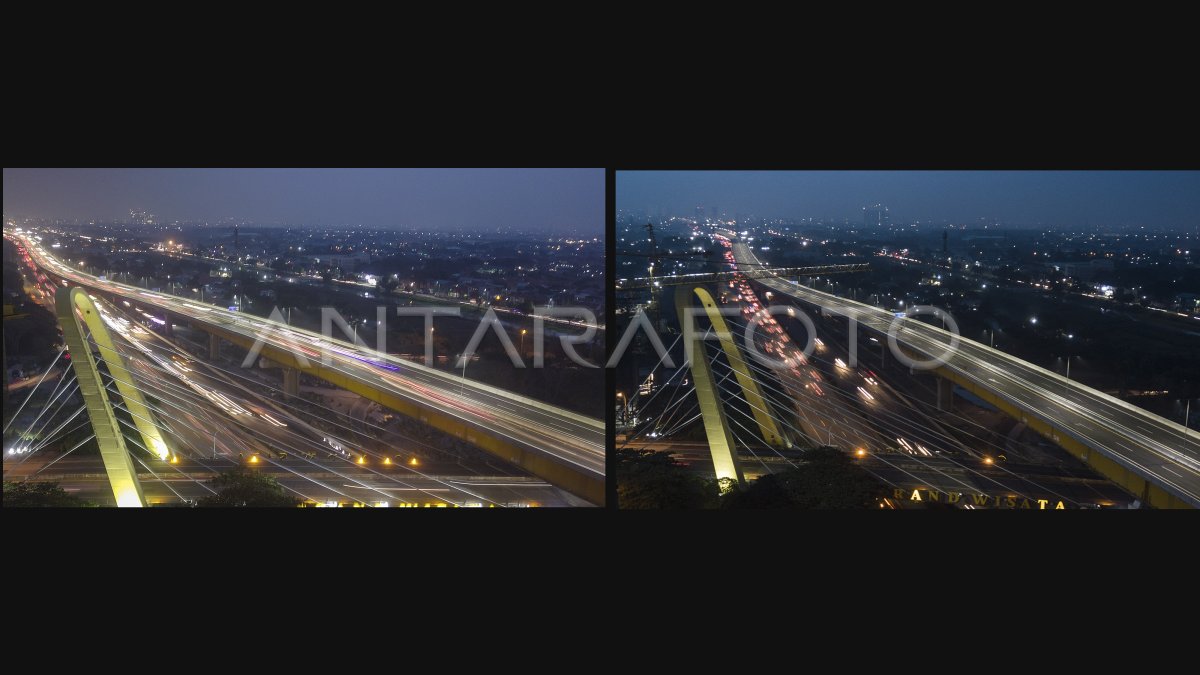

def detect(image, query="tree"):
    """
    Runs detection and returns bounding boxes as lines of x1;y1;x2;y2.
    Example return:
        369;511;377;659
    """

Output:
196;469;299;507
616;448;720;509
3;481;97;507
721;446;888;509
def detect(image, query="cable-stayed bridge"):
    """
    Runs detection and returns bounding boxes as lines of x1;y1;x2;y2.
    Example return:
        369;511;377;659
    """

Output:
6;232;605;506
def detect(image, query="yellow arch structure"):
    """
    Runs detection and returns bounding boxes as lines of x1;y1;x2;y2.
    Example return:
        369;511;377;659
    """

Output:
676;285;786;485
56;287;170;507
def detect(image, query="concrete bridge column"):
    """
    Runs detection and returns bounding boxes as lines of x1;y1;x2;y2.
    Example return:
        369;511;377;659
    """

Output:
163;315;173;337
283;367;300;398
208;332;220;360
936;376;954;412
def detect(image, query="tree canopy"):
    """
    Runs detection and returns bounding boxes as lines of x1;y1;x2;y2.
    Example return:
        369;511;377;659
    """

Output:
3;481;97;507
617;445;890;509
616;448;720;509
721;446;888;509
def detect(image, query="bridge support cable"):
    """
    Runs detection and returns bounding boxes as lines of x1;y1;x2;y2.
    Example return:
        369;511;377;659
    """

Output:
718;322;1083;505
624;332;685;414
701;344;802;471
724;310;1013;451
658;411;703;440
20;404;87;458
2;346;67;434
718;315;1095;505
96;365;502;507
712;313;1038;493
27;419;91;455
23;433;97;482
9;383;81;467
8;371;78;448
95;306;543;500
90;350;505;507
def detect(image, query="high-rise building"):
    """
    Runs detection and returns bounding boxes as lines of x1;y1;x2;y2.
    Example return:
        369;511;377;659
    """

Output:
695;205;706;223
863;204;890;227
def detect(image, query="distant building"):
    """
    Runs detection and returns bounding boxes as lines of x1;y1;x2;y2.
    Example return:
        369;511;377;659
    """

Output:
1048;259;1113;281
863;204;890;227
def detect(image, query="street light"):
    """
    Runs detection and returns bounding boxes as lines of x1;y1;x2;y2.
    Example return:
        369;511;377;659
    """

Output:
520;328;527;355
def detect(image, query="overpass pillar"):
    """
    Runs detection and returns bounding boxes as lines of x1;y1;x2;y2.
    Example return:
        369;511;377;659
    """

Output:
208;332;220;360
163;315;173;337
936;376;954;412
283;367;300;398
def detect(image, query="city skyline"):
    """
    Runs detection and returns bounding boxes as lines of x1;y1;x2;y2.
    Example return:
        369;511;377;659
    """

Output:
618;171;1200;228
3;168;604;235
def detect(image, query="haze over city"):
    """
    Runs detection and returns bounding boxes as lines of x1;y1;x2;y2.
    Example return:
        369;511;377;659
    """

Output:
619;171;1200;229
3;168;604;235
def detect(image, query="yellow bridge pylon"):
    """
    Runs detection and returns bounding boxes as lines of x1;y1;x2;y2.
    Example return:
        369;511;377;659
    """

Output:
675;285;786;486
56;287;171;507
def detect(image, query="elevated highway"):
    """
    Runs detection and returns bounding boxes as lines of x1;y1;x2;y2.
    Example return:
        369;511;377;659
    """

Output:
729;238;1199;509
12;233;606;505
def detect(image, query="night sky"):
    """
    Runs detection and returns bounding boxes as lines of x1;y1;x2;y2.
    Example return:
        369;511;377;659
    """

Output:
2;168;604;235
618;171;1200;228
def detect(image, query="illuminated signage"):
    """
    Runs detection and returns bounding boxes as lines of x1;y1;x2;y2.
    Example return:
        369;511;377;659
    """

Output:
896;488;1067;509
